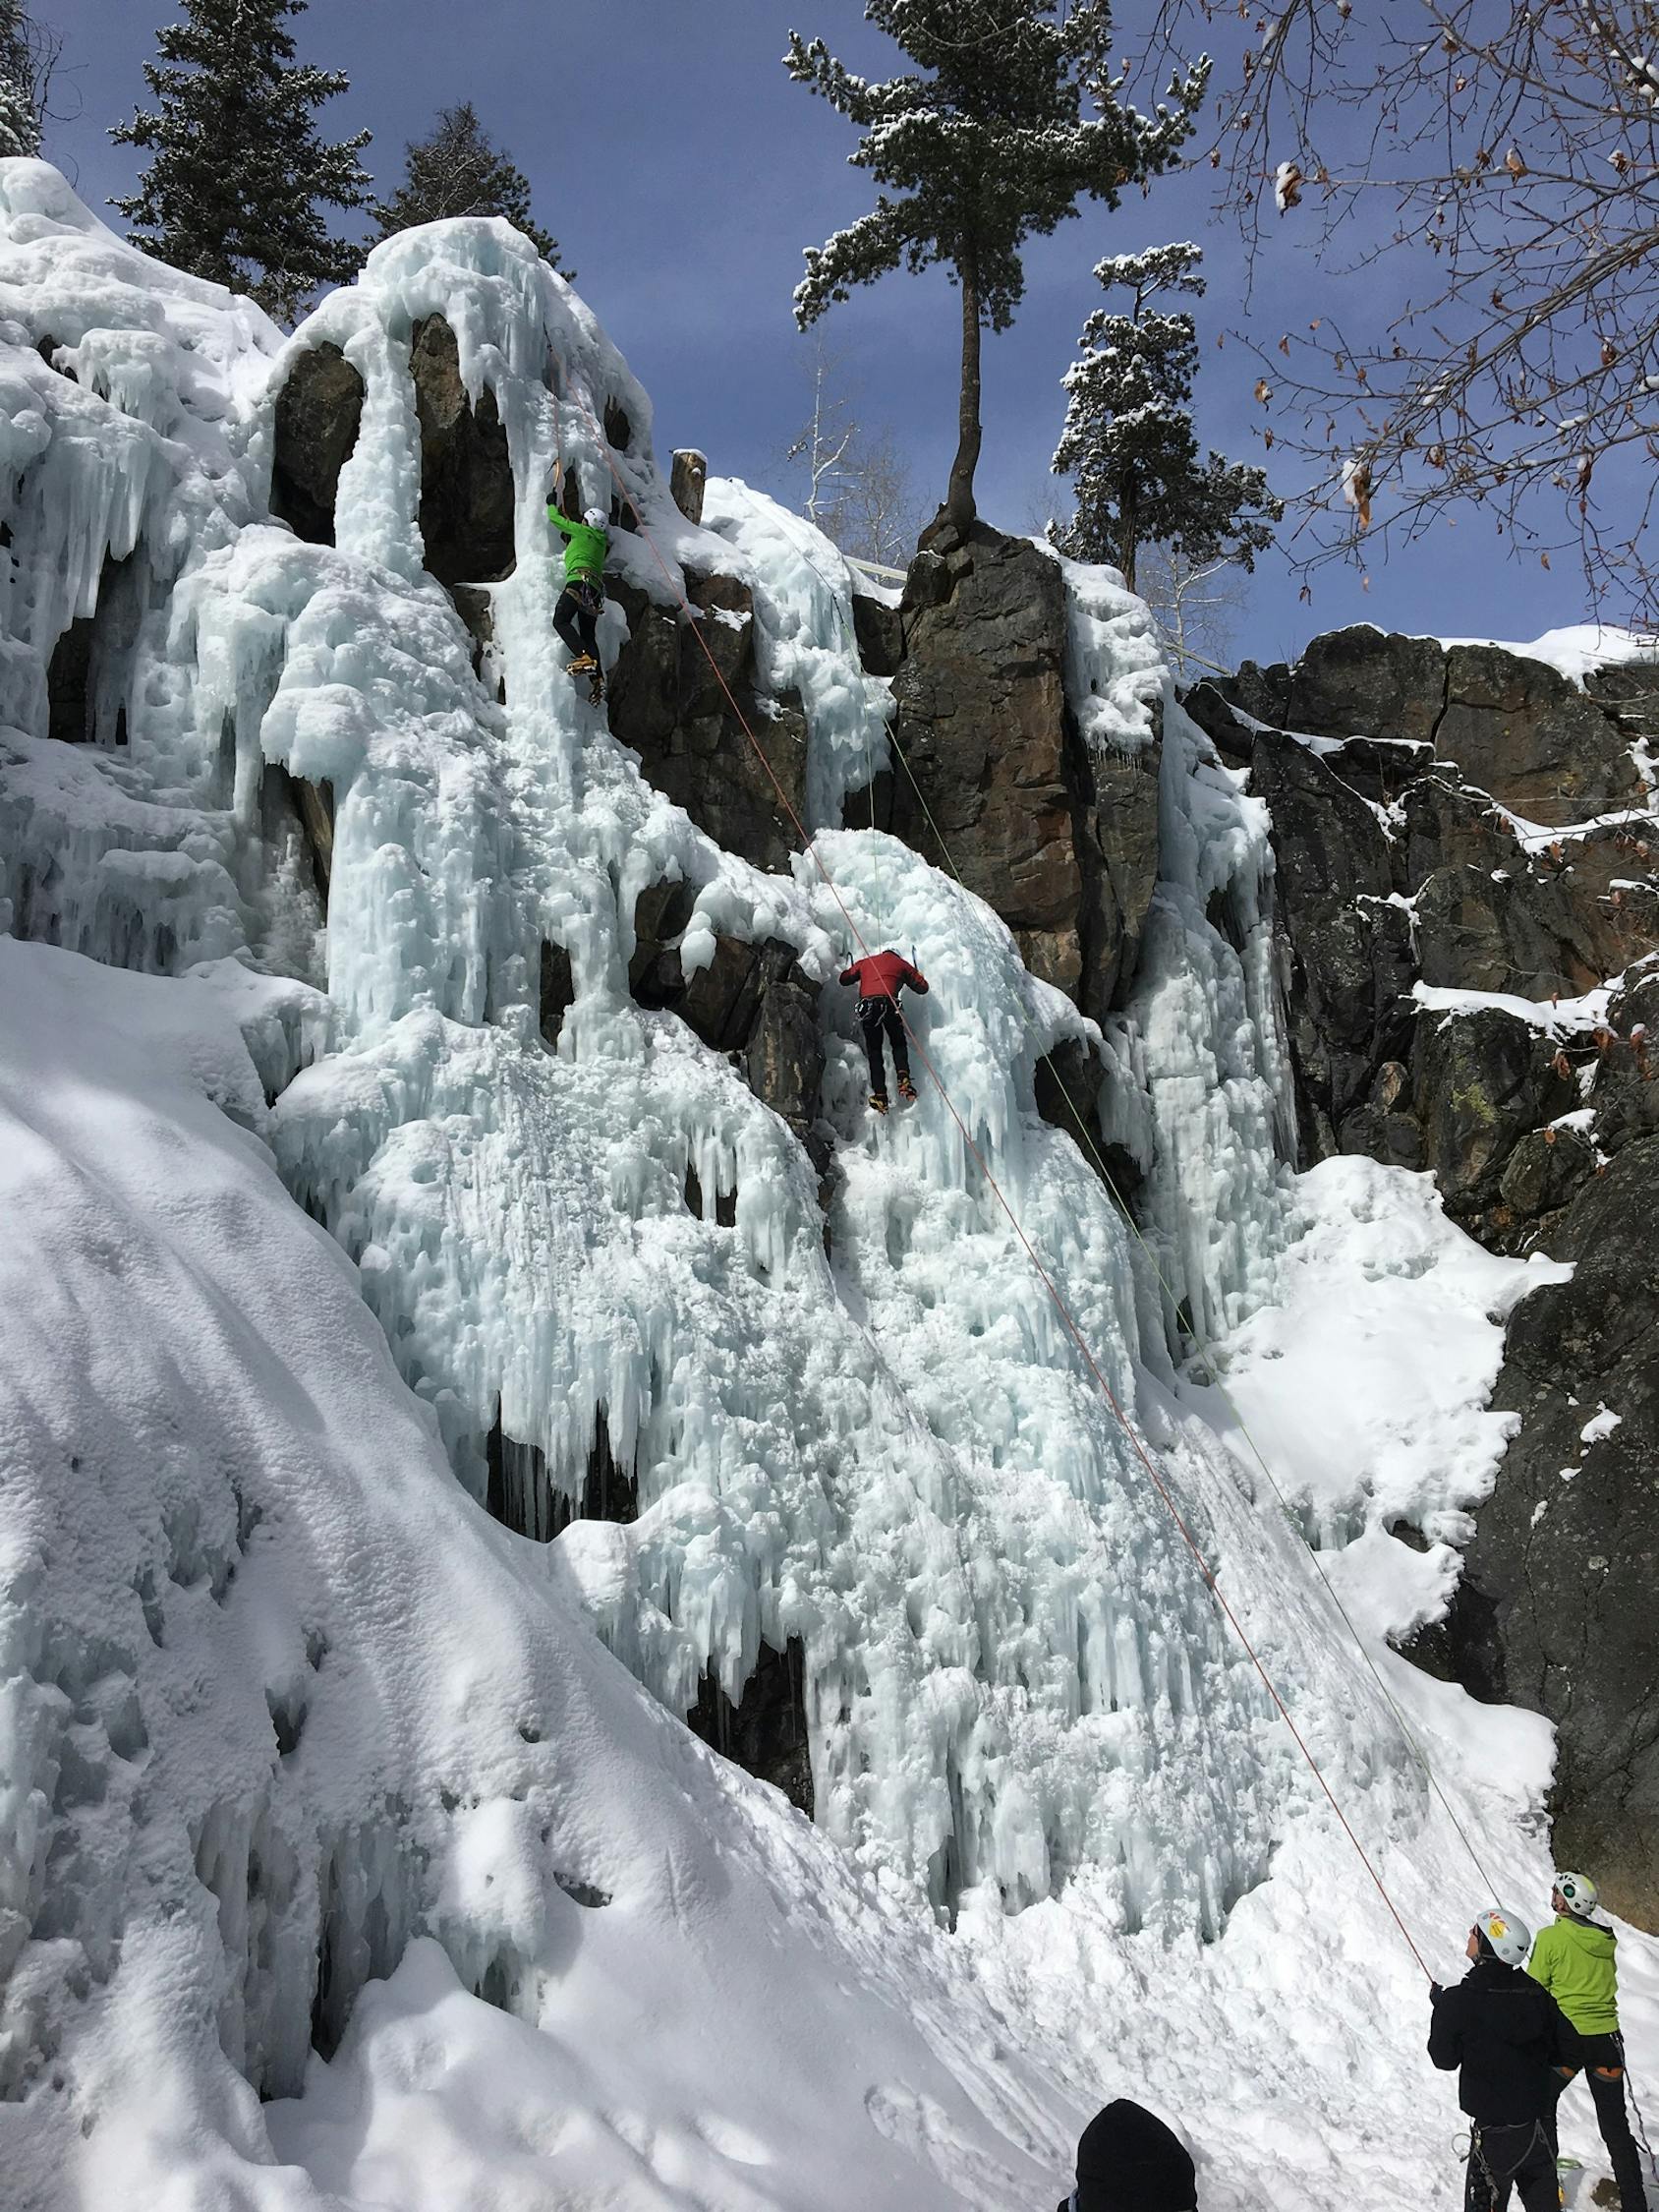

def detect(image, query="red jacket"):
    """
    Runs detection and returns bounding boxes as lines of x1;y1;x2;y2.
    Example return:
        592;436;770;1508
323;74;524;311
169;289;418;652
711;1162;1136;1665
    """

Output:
839;951;928;1003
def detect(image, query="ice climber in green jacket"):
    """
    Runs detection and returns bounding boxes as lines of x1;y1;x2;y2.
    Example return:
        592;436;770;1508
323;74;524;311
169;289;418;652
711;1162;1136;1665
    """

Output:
1529;1870;1651;2208
547;460;609;695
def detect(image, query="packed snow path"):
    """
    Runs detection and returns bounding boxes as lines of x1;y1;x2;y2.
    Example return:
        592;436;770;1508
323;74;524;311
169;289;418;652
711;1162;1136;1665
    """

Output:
2;161;1655;2210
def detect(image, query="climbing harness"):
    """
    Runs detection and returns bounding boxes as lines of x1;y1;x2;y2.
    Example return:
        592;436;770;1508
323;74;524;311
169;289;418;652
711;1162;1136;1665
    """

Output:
553;345;1440;1979
1466;2119;1554;2212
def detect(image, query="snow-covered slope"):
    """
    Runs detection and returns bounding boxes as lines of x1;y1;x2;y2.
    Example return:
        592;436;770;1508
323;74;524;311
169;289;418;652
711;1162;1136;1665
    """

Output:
2;160;1655;2211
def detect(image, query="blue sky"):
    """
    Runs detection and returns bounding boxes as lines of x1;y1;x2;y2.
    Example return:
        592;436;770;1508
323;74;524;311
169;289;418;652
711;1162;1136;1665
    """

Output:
36;0;1589;663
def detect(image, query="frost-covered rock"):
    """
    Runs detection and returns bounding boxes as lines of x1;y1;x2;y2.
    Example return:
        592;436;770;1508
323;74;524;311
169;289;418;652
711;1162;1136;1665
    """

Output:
1452;1133;1659;1926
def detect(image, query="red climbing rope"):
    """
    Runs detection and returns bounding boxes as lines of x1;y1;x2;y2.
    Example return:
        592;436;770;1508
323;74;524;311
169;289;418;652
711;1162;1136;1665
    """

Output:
552;359;1436;1980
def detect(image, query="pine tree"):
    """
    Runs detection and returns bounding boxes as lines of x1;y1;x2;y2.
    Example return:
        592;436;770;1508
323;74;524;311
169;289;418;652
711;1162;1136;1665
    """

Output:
370;103;566;271
110;0;372;323
785;0;1207;533
1052;243;1281;594
0;2;44;157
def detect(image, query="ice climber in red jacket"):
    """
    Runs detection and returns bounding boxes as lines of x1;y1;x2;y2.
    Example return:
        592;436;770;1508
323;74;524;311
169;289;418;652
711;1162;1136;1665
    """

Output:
839;948;929;1114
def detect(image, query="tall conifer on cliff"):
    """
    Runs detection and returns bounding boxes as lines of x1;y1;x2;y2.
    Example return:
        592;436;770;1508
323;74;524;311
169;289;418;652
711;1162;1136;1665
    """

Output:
1052;242;1280;592
111;0;371;322
370;103;566;272
785;0;1206;532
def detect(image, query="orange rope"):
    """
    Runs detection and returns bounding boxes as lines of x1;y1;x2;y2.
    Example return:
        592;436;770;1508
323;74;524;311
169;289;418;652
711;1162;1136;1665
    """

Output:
555;362;1435;1979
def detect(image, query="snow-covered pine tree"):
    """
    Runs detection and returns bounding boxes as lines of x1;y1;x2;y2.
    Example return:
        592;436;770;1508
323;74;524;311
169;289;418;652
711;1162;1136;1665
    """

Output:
370;103;566;272
110;0;371;323
786;0;1207;533
1052;241;1281;594
0;2;43;157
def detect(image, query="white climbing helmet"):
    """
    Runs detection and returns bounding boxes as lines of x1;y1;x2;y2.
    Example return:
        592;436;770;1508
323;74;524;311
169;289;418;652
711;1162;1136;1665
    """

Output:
583;506;608;529
1555;1871;1600;1920
1473;1907;1531;1966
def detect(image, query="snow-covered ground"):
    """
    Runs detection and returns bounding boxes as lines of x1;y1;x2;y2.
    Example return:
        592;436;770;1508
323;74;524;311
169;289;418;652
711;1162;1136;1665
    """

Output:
2;160;1656;2211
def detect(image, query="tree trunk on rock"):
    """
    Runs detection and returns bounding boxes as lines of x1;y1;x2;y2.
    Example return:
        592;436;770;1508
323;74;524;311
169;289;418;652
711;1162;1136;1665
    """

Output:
945;252;982;534
1116;470;1139;595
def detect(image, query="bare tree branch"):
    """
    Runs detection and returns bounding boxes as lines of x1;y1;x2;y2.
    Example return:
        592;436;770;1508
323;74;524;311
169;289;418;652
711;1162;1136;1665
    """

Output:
1133;1;1659;617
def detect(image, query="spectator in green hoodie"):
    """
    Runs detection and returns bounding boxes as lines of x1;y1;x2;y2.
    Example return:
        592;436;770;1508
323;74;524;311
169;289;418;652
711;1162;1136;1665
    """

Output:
1528;1870;1650;2209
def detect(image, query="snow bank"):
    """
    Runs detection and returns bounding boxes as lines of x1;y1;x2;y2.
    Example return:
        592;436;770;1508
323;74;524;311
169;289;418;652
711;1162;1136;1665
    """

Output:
0;934;1080;2211
1439;622;1659;685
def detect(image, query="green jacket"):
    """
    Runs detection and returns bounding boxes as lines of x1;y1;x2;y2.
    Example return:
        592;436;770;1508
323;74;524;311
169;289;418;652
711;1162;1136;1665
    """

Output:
1527;1915;1621;2035
548;503;608;586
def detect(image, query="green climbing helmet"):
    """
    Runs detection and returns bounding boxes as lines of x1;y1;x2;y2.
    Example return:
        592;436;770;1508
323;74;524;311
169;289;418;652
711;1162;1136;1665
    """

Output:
1555;1871;1600;1920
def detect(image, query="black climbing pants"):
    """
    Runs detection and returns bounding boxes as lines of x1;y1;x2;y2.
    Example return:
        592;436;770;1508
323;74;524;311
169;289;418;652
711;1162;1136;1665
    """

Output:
857;997;909;1099
1463;2119;1558;2212
1549;2034;1650;2210
554;579;602;662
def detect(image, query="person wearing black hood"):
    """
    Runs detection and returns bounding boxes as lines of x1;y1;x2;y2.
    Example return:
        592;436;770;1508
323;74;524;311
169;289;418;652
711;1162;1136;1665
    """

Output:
1056;2097;1198;2212
1429;1905;1576;2211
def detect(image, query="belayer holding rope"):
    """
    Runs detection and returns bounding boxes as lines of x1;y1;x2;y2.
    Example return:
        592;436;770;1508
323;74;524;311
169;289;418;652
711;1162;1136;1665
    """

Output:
1429;1906;1575;2211
839;947;928;1115
1528;1871;1652;2209
547;460;609;703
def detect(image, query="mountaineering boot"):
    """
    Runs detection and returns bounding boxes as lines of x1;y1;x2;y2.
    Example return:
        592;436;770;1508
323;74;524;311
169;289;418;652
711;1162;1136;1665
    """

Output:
587;667;604;705
566;653;598;674
896;1074;917;1104
869;1092;888;1116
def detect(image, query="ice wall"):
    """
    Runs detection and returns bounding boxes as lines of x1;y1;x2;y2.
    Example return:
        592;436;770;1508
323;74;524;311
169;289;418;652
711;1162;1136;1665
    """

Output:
0;159;1495;2212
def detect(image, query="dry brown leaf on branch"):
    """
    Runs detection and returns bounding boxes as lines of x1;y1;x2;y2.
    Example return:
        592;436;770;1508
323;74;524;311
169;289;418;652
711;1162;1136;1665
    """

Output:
1426;442;1447;468
1254;377;1273;404
1341;457;1373;530
1601;338;1619;368
1504;146;1527;178
1541;551;1551;569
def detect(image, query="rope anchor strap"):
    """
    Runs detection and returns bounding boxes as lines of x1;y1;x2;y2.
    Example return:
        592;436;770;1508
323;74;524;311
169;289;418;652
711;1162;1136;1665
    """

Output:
549;352;1434;1984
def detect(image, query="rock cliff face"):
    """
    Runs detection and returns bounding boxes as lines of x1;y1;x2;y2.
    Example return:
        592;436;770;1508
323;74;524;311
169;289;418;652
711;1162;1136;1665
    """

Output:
1195;625;1659;1923
1189;628;1659;1244
864;520;1161;1026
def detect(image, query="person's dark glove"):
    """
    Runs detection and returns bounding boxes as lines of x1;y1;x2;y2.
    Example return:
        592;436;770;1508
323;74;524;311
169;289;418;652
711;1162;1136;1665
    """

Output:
1430;1983;1444;2002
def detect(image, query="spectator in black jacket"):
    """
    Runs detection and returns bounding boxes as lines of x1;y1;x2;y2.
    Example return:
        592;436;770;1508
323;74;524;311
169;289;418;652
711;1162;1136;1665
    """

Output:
1056;2097;1197;2211
1429;1906;1576;2212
